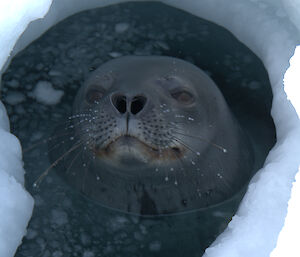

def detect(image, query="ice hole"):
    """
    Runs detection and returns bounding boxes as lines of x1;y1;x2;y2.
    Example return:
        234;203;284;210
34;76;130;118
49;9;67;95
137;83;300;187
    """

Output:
0;1;299;257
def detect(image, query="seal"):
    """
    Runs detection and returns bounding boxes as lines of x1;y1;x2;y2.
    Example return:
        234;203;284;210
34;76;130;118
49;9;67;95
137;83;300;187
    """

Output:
48;56;254;215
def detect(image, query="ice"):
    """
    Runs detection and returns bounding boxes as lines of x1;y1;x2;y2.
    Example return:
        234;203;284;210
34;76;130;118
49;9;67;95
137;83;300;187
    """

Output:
5;92;26;105
247;81;261;90
114;22;130;33
0;0;299;257
6;79;19;88
149;241;162;252
82;251;95;257
25;228;38;240
51;209;68;227
109;51;123;58
32;81;64;105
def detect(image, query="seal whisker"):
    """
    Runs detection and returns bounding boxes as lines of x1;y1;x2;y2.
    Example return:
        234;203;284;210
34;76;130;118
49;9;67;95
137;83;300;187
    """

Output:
46;113;92;128
168;149;182;186
23;115;96;154
47;136;73;155
33;141;83;188
81;156;94;193
169;135;201;158
156;148;168;181
169;146;204;195
171;129;228;153
68;113;93;120
23;130;76;153
46;128;94;155
65;147;84;175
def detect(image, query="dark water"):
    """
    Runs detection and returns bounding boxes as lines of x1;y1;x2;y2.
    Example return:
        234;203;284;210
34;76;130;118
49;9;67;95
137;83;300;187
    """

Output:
1;2;275;257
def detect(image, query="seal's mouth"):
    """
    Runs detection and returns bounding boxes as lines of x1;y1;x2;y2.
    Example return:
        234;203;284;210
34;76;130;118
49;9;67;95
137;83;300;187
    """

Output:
92;135;185;164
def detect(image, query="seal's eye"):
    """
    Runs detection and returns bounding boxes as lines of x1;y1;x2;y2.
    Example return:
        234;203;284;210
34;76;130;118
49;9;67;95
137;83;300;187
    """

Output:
86;89;104;104
170;89;194;105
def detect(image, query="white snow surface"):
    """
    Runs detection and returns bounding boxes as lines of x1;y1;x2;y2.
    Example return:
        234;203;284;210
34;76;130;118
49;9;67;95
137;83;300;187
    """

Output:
271;167;300;257
0;0;299;257
0;103;34;257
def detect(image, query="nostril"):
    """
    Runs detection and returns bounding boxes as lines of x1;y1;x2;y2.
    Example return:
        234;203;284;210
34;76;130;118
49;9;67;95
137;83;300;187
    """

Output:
131;95;147;115
112;94;127;114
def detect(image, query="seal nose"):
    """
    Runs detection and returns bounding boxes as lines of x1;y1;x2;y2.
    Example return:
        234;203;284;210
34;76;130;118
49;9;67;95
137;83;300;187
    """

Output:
111;94;147;115
130;95;147;115
111;94;127;114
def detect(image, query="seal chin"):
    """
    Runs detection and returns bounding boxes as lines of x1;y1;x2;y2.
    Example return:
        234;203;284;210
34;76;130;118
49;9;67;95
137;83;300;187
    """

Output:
93;135;184;166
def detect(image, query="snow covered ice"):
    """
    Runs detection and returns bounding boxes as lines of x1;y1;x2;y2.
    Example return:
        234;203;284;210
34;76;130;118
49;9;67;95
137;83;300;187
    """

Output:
0;0;300;257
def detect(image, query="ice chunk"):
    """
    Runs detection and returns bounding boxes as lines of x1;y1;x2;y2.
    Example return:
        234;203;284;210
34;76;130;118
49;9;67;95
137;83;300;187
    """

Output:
114;22;130;33
32;81;64;105
5;92;26;105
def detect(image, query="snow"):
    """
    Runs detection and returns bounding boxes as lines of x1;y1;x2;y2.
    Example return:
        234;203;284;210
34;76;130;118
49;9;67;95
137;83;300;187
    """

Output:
0;103;34;257
284;46;300;119
0;0;52;72
271;167;300;257
0;170;33;257
32;81;64;105
0;101;10;132
0;0;299;257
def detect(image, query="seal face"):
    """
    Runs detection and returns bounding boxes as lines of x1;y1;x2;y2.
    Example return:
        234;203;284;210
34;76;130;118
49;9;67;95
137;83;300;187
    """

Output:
50;56;254;215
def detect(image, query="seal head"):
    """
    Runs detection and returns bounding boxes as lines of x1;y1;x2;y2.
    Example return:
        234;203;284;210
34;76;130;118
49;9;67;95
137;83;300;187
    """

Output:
50;56;254;215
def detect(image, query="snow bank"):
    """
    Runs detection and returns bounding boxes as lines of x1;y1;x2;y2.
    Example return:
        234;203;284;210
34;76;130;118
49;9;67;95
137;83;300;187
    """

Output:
0;101;34;256
0;0;299;256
